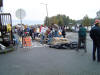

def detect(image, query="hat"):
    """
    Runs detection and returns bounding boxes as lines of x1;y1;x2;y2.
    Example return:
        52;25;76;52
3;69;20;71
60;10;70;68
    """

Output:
94;19;100;24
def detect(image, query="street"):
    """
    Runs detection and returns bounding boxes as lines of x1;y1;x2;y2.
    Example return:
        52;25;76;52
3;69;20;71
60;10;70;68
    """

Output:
0;32;100;75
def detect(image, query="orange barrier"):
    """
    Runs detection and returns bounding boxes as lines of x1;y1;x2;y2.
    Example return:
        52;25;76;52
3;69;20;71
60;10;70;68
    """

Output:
23;37;32;47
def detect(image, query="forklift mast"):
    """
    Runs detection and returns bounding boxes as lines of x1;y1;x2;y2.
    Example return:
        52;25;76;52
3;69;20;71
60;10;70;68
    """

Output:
0;13;13;46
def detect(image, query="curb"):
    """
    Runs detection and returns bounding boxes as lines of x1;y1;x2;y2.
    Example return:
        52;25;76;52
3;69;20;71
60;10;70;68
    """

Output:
0;47;15;54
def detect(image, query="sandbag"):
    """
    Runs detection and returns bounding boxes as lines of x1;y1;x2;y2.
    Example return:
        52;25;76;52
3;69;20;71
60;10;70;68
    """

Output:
49;41;78;49
70;42;78;49
50;37;70;45
0;43;6;50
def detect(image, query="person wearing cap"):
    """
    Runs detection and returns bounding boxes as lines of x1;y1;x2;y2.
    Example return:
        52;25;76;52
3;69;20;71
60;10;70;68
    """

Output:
90;19;100;62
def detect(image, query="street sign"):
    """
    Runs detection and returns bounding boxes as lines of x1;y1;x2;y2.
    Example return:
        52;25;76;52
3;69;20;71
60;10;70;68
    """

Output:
16;9;26;19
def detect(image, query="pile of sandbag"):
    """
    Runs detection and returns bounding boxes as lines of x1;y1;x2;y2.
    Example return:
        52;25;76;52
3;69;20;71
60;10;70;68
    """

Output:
49;41;78;49
35;37;41;42
50;37;70;45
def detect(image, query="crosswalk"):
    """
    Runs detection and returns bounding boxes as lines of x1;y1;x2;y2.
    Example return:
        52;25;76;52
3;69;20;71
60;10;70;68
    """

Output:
22;41;49;48
16;35;48;48
32;41;48;47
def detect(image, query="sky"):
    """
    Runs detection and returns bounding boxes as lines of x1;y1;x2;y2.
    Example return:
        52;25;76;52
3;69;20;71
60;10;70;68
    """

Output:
3;0;100;25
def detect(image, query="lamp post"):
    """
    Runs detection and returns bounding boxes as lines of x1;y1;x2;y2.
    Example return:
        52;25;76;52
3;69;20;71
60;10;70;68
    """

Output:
40;3;49;26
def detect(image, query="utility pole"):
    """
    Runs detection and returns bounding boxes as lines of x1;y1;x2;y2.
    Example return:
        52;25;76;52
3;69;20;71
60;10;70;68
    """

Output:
40;3;49;26
0;0;3;12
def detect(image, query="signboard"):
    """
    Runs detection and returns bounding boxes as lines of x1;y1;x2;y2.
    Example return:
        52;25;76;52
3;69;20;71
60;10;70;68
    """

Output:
23;37;32;47
16;9;26;19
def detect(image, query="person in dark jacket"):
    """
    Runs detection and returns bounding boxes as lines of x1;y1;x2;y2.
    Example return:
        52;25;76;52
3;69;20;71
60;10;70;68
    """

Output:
29;28;33;39
77;24;87;52
62;28;66;38
90;19;100;62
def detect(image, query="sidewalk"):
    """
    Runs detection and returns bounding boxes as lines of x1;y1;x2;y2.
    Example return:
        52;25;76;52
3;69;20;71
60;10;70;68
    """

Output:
0;46;14;54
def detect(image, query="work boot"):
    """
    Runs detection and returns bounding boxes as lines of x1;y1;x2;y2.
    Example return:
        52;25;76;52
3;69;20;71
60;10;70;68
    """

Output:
93;56;96;61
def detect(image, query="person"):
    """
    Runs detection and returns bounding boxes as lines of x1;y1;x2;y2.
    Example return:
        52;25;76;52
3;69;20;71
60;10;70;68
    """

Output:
90;19;100;62
40;26;45;44
77;24;87;52
33;28;36;40
29;28;33;39
36;27;40;37
62;28;66;38
14;27;17;33
47;28;53;44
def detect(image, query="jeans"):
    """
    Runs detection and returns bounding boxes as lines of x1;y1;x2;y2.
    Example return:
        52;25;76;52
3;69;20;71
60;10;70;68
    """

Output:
48;34;53;44
77;37;87;52
40;34;45;44
93;42;100;62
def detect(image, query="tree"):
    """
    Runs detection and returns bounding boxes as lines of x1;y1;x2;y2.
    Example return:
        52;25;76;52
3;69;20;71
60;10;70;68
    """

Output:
82;15;91;29
44;14;76;26
57;14;64;26
62;15;69;26
90;18;95;26
50;16;58;24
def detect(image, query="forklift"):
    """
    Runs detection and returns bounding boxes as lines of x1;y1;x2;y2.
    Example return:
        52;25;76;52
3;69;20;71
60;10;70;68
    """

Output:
0;13;13;47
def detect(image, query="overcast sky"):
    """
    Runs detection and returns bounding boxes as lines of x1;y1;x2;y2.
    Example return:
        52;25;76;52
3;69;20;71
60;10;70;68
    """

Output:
3;0;100;25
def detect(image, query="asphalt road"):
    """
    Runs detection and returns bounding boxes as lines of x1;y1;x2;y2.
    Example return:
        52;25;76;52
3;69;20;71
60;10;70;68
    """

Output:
0;32;100;75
